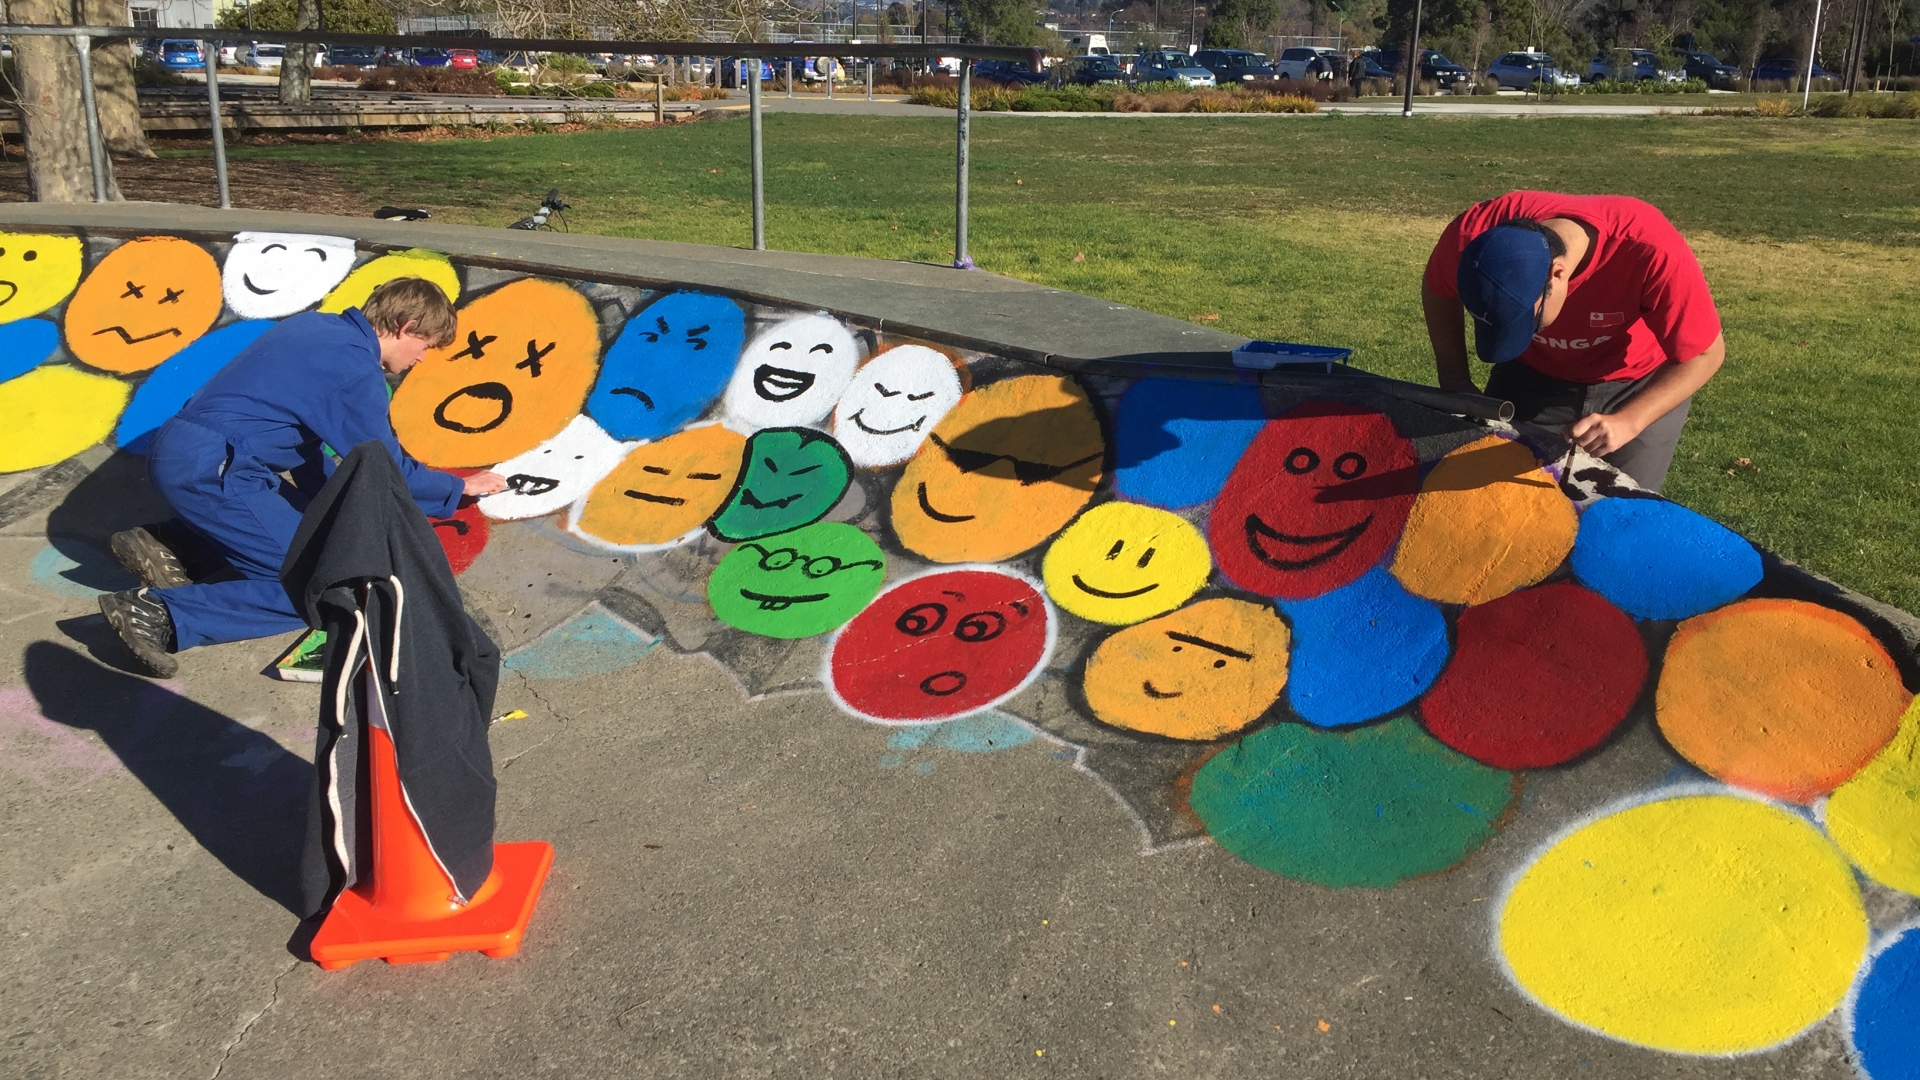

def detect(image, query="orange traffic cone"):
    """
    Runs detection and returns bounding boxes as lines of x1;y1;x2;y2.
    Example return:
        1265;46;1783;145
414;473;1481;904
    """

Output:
310;723;553;970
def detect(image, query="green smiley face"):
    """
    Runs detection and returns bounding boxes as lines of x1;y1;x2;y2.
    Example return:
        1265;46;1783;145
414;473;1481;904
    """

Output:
708;521;887;638
708;427;853;543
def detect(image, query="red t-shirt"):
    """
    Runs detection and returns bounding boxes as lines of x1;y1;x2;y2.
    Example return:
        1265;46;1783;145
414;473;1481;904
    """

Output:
1424;192;1722;383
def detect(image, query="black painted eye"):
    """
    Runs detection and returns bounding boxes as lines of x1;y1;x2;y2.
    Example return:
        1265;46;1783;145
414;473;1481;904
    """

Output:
954;610;1005;643
1136;547;1156;569
1285;447;1320;475
1334;452;1367;480
21;251;35;262
897;602;947;636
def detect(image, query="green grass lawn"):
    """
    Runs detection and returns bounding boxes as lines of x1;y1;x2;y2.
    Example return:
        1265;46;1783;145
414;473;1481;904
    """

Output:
222;114;1920;612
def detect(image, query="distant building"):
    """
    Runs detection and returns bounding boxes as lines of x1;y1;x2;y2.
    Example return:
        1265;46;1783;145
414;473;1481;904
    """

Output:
126;0;240;31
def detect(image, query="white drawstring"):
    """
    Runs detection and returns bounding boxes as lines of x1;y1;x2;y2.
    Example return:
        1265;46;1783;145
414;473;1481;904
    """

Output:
386;574;406;686
327;608;368;876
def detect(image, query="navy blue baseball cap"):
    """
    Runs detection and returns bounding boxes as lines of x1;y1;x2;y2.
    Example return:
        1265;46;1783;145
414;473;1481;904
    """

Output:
1457;224;1554;363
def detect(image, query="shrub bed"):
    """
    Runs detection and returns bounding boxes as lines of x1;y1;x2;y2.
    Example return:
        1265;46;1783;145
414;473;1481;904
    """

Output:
906;83;1318;114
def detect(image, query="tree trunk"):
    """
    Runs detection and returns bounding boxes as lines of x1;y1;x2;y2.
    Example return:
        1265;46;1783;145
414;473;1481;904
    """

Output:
279;0;319;104
11;0;120;201
84;0;154;158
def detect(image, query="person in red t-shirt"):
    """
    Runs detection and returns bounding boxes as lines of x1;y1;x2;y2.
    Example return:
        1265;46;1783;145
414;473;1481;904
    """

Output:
1423;191;1725;492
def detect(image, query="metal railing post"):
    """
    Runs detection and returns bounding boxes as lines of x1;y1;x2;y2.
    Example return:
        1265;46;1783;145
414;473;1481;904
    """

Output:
749;62;765;251
953;61;971;269
826;57;834;99
656;72;665;122
202;39;231;209
71;32;108;203
785;58;793;97
866;59;873;98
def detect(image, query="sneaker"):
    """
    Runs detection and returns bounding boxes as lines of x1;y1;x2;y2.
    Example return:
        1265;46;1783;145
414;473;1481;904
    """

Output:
110;527;193;590
99;588;179;678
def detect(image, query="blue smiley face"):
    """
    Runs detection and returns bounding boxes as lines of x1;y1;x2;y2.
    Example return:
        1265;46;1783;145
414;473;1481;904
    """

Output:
586;291;747;441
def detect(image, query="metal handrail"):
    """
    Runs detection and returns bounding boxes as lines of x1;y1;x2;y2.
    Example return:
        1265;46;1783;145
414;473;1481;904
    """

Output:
0;23;1030;265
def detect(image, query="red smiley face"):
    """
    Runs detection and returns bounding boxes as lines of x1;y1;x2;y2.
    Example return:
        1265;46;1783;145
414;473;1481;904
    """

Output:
430;480;491;575
828;569;1052;722
1209;402;1418;600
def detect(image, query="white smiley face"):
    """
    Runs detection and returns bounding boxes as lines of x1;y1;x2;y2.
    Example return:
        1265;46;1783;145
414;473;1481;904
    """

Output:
720;313;861;433
221;232;357;319
831;345;964;468
477;414;638;521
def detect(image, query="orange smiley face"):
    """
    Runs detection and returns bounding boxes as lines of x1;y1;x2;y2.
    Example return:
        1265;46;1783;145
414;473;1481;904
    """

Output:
568;424;748;551
63;237;221;374
389;278;603;467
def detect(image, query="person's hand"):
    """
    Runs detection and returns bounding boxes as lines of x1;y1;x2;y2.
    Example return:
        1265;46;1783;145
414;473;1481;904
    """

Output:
462;470;509;497
1568;412;1646;458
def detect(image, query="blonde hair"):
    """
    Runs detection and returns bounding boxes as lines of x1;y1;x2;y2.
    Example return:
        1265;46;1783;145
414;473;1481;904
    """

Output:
361;277;458;347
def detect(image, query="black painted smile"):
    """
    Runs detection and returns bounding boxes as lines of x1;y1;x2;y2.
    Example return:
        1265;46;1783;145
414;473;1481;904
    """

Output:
915;483;974;523
740;588;829;611
1071;575;1159;600
1141;681;1182;700
611;387;656;409
505;474;559;496
241;273;276;296
624;489;687;506
1243;513;1373;571
849;409;925;436
92;325;182;345
737;488;805;510
753;364;816;402
0;281;19;305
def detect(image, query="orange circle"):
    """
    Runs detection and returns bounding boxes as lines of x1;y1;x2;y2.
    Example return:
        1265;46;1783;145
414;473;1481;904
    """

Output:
63;237;221;374
1656;598;1907;802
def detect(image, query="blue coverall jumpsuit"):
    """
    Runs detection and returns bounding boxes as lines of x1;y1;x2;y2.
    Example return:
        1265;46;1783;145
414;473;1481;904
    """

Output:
147;308;464;650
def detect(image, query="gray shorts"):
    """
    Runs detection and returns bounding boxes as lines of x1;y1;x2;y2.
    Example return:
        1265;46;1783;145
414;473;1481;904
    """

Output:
1483;362;1693;493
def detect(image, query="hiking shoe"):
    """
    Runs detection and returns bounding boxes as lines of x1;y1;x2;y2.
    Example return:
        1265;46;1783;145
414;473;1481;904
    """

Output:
98;588;179;678
110;526;193;590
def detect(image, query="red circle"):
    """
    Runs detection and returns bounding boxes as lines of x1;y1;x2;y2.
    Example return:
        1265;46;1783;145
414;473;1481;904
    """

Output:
830;569;1050;722
1419;581;1648;769
1209;402;1419;600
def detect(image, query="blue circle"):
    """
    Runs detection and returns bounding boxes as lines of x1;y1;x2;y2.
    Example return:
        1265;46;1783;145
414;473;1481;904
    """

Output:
1276;565;1450;728
1113;377;1266;509
587;291;746;441
1852;926;1920;1080
0;318;61;382
1569;496;1761;620
115;320;276;453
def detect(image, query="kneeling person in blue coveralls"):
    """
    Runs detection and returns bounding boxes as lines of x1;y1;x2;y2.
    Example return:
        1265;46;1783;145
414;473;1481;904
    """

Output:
99;277;510;678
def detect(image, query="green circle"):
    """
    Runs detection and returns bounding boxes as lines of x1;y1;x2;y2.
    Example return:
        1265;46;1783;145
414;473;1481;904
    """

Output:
708;521;886;639
1190;716;1515;887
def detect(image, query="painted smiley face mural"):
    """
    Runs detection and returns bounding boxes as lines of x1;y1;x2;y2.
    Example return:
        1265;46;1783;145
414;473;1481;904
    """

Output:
828;568;1053;723
1081;598;1292;741
831;344;965;468
1041;501;1211;625
221;232;357;320
477;414;637;522
891;375;1107;564
720;313;861;432
64;237;222;374
586;291;747;442
707;522;887;638
318;248;460;313
389;278;603;467
0;232;85;325
568;424;748;551
1209;403;1420;600
708;428;853;543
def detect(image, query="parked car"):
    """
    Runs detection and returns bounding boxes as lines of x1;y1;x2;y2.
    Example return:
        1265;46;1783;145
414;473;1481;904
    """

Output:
1272;45;1343;80
1681;50;1739;87
973;58;1046;85
1132;49;1217;86
1749;56;1836;84
244;42;328;70
1486;51;1580;88
1348;52;1396;83
217;44;238;66
157;39;204;72
447;48;480;70
1192;48;1283;85
1587;48;1681;82
326;46;402;68
409;48;451;68
1373;47;1469;88
1059;54;1131;86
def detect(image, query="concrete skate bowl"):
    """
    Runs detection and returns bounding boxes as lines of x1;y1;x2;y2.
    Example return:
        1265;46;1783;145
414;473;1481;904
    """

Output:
2;205;1917;1073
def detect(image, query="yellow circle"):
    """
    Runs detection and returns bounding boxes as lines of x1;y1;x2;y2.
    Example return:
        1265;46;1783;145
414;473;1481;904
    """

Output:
0;232;84;324
1826;694;1920;896
1041;501;1211;625
1499;794;1867;1055
318;249;460;313
1083;598;1289;740
0;365;131;472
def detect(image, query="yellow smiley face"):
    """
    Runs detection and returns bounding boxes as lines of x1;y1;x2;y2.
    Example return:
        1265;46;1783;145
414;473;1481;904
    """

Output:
568;424;747;550
0;232;84;325
1082;598;1292;741
1041;501;1211;625
318;248;460;313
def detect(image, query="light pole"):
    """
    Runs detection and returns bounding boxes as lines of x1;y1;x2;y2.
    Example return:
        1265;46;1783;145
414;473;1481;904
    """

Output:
1401;0;1424;116
1802;0;1825;109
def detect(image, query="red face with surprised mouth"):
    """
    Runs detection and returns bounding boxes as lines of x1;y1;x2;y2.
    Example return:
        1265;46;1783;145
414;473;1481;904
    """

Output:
1208;402;1418;600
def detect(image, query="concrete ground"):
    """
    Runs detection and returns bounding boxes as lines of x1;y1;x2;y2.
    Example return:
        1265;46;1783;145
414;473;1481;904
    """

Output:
4;452;1908;1078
